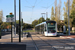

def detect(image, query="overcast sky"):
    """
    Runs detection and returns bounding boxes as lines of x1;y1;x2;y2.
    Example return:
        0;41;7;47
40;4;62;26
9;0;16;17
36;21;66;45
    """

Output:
0;0;67;24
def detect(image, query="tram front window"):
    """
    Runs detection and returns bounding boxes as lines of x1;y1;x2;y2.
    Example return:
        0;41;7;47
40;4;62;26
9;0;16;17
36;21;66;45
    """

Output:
47;23;56;33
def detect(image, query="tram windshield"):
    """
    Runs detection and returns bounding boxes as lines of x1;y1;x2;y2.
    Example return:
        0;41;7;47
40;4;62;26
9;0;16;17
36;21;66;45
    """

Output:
47;23;56;33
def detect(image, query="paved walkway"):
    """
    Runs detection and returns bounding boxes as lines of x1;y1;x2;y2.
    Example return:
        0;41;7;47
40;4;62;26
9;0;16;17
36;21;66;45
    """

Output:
62;35;75;38
60;35;75;39
0;33;35;50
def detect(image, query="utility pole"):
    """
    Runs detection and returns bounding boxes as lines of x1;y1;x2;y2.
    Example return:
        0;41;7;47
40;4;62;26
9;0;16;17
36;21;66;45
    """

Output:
19;0;21;42
0;23;1;39
68;0;70;35
41;13;45;20
14;0;16;36
46;12;48;20
11;22;13;42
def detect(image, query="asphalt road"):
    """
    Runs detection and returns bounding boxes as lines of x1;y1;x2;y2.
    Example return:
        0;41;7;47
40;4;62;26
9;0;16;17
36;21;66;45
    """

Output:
1;32;11;36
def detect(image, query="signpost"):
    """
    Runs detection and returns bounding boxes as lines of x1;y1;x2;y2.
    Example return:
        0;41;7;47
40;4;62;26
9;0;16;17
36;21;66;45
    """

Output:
6;13;14;42
21;19;23;38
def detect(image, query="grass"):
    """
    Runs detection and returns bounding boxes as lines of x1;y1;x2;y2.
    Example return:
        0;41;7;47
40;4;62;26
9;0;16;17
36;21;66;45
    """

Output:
70;30;75;32
23;30;35;32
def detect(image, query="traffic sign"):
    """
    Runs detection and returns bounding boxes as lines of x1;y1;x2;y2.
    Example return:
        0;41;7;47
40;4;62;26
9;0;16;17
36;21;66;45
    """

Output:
6;15;14;18
6;15;14;22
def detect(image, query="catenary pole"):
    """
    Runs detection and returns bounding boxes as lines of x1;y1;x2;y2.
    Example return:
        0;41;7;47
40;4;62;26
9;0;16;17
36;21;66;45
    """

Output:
68;0;70;35
19;0;21;42
46;12;48;20
14;0;16;36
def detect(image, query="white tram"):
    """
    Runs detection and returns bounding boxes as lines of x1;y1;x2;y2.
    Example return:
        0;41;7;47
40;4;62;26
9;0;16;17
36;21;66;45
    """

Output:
35;21;57;36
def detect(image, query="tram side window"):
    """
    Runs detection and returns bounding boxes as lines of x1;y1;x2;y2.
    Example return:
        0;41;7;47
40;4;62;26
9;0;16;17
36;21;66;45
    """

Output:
45;25;46;31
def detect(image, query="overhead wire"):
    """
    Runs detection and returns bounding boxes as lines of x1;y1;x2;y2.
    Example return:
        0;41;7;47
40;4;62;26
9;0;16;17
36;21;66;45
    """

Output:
42;0;53;8
34;0;37;6
43;2;55;12
31;0;38;18
25;0;32;6
35;0;43;6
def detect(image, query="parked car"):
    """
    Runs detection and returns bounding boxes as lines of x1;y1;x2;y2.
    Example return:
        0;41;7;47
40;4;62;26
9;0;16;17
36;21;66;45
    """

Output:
8;29;11;32
1;29;5;32
4;29;7;32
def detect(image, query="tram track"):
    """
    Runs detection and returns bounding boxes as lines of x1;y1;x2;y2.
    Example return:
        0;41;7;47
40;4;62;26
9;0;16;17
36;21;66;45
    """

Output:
31;33;75;50
37;34;75;46
31;33;57;50
31;34;39;50
56;39;75;47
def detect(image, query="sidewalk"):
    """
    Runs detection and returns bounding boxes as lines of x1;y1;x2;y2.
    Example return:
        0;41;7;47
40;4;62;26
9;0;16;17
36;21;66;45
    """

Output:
0;33;36;50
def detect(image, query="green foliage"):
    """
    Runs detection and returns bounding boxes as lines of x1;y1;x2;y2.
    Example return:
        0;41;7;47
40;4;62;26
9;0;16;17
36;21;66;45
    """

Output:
32;20;38;27
1;22;11;29
46;18;50;21
0;10;3;23
70;0;75;27
23;23;33;29
16;20;19;24
51;6;55;21
72;18;75;27
38;17;45;24
63;0;72;27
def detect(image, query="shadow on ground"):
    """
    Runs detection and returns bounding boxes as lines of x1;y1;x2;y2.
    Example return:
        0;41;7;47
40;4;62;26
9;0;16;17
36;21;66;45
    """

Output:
0;44;26;50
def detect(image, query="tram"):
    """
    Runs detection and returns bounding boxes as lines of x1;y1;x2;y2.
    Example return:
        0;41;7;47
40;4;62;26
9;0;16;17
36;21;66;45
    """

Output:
35;20;57;36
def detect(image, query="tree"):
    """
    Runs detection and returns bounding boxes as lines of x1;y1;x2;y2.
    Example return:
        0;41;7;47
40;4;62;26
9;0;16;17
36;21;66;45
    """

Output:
32;20;38;27
55;0;58;23
23;23;33;29
1;22;11;29
0;10;3;23
58;0;61;23
38;17;45;24
70;0;75;27
63;0;72;27
51;6;55;21
16;20;19;24
46;18;50;21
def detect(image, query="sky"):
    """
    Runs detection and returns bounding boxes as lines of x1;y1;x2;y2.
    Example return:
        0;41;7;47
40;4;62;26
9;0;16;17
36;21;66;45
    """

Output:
0;0;67;24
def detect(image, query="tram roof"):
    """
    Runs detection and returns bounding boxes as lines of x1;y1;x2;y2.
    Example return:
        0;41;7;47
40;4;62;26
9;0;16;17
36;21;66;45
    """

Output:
35;22;46;27
35;20;56;27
